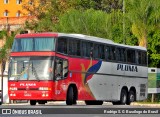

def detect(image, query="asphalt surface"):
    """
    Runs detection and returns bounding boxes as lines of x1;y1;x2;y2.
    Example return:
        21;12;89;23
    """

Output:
0;102;160;117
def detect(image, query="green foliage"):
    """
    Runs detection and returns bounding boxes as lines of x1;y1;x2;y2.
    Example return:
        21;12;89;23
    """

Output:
126;0;160;47
148;30;160;67
55;9;111;38
0;30;7;39
0;30;16;63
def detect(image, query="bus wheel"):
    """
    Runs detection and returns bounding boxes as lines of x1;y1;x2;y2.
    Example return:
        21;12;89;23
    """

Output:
120;89;127;105
30;100;36;105
85;101;103;105
126;90;135;105
66;86;76;105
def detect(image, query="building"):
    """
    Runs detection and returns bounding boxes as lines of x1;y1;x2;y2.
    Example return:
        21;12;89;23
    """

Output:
0;0;35;47
0;0;32;17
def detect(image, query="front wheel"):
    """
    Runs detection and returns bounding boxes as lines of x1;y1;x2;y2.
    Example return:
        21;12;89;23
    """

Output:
30;100;36;105
66;87;76;105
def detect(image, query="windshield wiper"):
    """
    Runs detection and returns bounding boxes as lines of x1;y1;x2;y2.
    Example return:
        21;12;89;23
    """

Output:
32;65;40;81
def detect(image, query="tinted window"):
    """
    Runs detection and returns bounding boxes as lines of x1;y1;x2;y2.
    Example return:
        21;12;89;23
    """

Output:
12;38;55;52
105;46;110;60
136;51;147;65
142;52;147;65
68;38;81;56
57;38;67;54
94;44;105;59
116;47;126;62
105;46;116;61
82;41;93;57
127;49;135;63
138;51;142;64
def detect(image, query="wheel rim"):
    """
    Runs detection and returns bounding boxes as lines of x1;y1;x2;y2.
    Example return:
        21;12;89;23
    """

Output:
130;93;135;102
122;93;127;104
121;90;127;104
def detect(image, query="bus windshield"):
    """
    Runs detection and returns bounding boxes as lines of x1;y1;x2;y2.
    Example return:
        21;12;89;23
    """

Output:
11;37;55;52
9;57;54;81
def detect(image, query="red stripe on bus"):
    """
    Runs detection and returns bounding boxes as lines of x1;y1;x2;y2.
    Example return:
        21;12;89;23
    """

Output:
10;52;56;56
15;33;58;38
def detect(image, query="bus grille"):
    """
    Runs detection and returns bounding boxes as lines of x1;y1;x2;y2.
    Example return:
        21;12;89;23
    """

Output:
17;88;39;90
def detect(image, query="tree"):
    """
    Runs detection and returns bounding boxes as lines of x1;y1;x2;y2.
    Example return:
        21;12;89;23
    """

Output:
0;30;15;104
147;30;160;67
54;9;111;38
0;30;16;65
126;0;160;47
23;0;125;32
23;0;79;32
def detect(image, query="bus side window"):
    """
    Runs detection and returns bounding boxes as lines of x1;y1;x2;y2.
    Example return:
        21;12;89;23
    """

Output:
121;48;126;62
57;38;68;54
55;58;68;80
68;38;81;56
116;47;120;61
82;41;93;58
94;44;99;59
135;51;139;64
138;51;142;64
63;60;68;78
99;44;105;60
127;49;135;64
110;46;116;61
142;52;147;66
106;46;111;60
55;59;63;80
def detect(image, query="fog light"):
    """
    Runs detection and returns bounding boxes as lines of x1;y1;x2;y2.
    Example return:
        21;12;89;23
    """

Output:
42;94;45;97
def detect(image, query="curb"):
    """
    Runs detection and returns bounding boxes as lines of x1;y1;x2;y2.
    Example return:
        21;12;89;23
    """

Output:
131;103;160;107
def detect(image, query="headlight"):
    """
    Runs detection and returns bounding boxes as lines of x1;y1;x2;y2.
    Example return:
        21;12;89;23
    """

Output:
9;87;17;90
39;87;51;91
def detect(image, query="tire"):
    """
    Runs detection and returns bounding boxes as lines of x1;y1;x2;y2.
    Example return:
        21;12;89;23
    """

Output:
30;100;36;105
126;90;135;105
120;89;127;105
85;101;103;105
66;87;76;105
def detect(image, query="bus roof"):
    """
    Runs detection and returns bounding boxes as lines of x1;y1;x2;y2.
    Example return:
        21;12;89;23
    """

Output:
59;33;146;51
15;32;58;38
15;32;146;51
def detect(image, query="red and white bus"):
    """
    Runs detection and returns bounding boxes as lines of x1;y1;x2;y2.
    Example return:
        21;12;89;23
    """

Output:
8;32;148;105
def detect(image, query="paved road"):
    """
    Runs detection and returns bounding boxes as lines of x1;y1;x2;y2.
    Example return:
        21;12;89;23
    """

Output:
0;102;160;117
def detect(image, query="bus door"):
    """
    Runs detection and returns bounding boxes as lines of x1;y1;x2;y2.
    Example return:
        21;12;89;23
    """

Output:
54;57;68;97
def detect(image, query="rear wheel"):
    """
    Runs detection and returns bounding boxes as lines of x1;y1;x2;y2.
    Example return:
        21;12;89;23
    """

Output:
126;90;135;105
120;89;127;105
66;86;76;105
85;100;103;105
30;100;36;105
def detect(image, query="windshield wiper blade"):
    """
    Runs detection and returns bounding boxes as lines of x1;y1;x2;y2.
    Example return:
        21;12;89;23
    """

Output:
32;65;40;81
